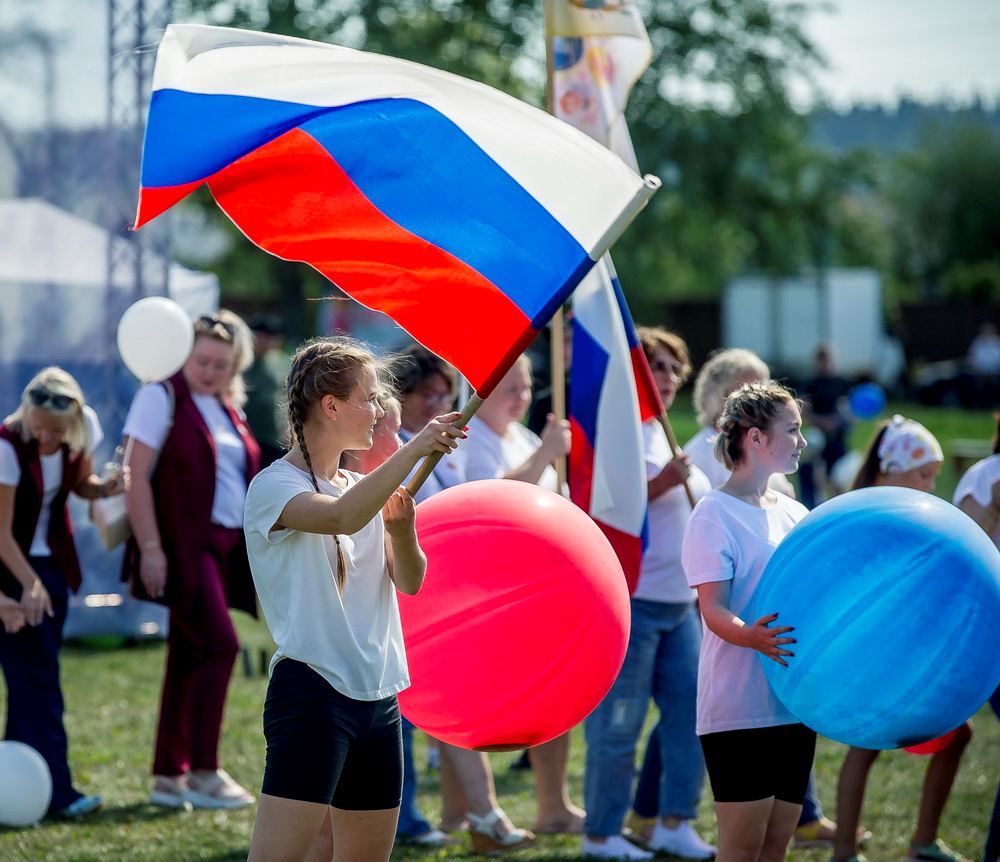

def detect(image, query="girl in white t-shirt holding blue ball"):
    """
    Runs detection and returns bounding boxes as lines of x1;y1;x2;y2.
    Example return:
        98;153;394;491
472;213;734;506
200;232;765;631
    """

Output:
243;337;465;862
681;380;811;862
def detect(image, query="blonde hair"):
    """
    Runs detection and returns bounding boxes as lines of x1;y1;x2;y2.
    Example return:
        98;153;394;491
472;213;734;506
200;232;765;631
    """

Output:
714;380;801;470
5;367;91;455
193;309;253;407
692;349;771;429
285;337;384;592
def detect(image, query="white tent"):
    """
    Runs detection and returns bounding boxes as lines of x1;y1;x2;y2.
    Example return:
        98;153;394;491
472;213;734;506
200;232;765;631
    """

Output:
0;198;217;385
0;197;220;638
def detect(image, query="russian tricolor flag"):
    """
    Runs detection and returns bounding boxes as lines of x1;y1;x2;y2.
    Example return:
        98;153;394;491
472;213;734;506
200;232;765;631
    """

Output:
135;25;657;396
569;257;663;593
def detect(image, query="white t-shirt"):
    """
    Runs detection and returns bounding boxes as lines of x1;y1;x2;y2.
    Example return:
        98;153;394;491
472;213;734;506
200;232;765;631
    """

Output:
953;454;1000;549
398;427;467;504
244;460;409;701
0;408;103;556
633;422;711;604
682;488;809;735
123;383;248;528
685;426;797;498
464;416;560;493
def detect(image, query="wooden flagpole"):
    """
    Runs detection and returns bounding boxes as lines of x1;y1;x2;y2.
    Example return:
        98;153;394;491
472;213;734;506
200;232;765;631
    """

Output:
656;412;695;508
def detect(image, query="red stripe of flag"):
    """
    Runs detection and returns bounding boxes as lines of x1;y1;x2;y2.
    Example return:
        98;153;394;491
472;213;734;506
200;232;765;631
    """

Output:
206;127;537;393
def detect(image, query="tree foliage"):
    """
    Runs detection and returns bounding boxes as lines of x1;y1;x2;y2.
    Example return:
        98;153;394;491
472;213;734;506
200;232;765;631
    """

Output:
886;118;1000;302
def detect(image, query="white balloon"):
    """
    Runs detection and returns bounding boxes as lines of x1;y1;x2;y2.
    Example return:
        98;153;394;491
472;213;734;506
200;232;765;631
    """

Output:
0;741;52;827
117;297;194;382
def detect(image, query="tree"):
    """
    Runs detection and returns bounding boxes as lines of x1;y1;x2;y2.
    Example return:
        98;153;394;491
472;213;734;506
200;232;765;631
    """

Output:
887;118;1000;301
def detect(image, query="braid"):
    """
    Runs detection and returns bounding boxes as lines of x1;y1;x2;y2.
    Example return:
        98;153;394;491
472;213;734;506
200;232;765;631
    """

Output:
285;337;382;593
287;355;322;493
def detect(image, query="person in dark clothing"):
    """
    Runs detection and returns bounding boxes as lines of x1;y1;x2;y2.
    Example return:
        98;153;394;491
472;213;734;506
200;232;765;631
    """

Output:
0;367;128;819
244;315;288;467
799;344;851;508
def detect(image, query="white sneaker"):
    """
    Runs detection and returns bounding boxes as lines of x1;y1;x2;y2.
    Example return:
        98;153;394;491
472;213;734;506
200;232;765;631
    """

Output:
583;834;655;860
648;820;717;859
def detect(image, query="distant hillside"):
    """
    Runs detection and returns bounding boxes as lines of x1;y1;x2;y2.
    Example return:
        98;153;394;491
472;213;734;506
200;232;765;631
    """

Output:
810;98;1000;153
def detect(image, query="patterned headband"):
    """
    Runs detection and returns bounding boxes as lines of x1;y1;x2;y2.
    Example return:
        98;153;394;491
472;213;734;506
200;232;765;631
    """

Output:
877;415;943;474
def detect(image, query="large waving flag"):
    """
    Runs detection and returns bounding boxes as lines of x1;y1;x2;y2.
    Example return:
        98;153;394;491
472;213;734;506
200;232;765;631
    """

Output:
569;258;657;591
135;24;658;396
546;1;659;589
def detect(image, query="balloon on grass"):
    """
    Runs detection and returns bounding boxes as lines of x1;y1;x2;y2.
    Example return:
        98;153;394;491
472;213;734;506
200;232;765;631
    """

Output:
754;487;1000;750
398;480;630;751
0;741;52;827
117;296;193;382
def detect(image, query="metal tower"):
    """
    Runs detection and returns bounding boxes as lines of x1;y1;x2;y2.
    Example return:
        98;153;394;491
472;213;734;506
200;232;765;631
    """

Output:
104;0;172;423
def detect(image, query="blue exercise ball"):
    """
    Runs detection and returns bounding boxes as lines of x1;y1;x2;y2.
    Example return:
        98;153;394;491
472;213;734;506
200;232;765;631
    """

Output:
848;382;886;419
755;487;1000;750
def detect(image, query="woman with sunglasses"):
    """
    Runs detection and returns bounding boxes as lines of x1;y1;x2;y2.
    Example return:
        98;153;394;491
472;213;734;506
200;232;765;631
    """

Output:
0;367;127;818
121;309;262;810
583;329;715;862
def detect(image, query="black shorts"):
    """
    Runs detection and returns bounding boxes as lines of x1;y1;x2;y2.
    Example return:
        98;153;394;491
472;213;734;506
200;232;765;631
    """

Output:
700;723;816;804
261;658;403;809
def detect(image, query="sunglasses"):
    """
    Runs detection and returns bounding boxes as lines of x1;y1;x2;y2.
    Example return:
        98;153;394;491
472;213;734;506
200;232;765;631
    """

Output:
416;390;454;407
195;314;236;339
28;387;75;412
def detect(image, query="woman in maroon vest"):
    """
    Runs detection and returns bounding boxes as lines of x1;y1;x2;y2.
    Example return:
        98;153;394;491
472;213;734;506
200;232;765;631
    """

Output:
0;367;128;818
122;310;261;809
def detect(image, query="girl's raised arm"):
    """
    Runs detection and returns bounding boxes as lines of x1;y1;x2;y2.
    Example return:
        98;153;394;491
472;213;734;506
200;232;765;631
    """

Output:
277;414;465;536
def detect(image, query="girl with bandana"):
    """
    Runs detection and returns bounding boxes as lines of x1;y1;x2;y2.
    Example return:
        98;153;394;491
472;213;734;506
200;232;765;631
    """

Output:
831;416;972;862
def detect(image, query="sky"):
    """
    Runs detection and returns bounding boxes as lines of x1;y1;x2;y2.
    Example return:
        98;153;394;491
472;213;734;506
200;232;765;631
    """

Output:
796;0;1000;108
0;0;997;130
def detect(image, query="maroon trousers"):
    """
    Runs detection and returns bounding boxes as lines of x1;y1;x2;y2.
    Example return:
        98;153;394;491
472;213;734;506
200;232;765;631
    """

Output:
153;526;241;777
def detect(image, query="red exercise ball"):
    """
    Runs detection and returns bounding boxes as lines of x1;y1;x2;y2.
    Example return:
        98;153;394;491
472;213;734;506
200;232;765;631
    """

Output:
397;480;630;751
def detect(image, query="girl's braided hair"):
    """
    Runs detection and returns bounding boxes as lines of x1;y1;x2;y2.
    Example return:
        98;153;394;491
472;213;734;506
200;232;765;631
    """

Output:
285;337;383;591
713;380;801;470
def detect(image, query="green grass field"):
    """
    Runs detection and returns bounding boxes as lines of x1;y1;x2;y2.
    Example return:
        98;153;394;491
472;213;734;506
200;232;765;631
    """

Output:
0;401;996;861
0;635;996;862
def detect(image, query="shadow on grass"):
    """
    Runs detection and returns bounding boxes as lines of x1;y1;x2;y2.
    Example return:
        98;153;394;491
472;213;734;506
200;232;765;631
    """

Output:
0;801;205;834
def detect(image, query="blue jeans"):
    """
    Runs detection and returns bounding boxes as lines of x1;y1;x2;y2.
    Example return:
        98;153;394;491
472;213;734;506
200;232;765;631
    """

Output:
0;557;82;812
584;599;704;837
395;718;433;838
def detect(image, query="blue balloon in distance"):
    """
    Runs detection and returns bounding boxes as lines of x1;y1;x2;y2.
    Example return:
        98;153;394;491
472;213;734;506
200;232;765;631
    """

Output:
848;382;886;419
754;487;1000;750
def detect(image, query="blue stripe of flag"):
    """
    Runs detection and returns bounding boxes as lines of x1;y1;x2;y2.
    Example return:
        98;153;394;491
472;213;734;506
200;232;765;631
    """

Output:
142;89;591;325
569;320;609;448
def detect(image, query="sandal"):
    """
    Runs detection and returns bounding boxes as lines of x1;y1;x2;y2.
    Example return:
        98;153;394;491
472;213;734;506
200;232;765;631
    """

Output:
795;818;872;849
468;808;535;856
908;839;970;862
150;776;189;809
184;769;255;810
625;811;656;844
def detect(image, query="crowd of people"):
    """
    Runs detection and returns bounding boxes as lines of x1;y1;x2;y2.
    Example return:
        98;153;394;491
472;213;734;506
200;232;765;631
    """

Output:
0;308;996;862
